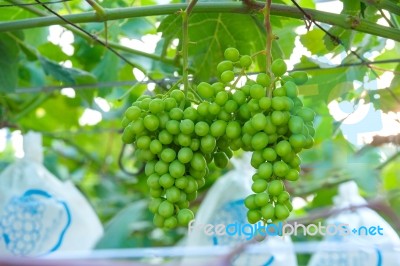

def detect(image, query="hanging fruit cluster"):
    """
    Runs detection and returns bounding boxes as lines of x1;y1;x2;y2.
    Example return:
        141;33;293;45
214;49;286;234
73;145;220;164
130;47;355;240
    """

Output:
122;47;315;228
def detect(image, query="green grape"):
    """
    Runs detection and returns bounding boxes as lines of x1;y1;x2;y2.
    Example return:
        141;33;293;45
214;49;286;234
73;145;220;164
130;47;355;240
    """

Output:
244;194;257;210
224;99;238;113
166;120;180;135
177;147;193;164
131;119;145;134
164;97;177;111
220;70;235;83
232;90;246;105
177;133;191;147
180;119;195;135
153;214;165;227
147;173;161;189
184;178;198;194
183;107;198;121
190;152;207;171
217;61;234;74
190;138;200;151
175;177;188;189
224;47;240;61
169;107;184;120
201;134;216;153
251;132;269;150
177;209;194;226
210;120;227;137
251;150;264;168
187;191;198;201
212;82;225;95
259;97;271;111
240;55;252;69
125;106;142;121
158;201;175;218
149;198;163;214
252;179;268;193
273;161;290;177
150;188;164;198
214;152;229;168
149;98;165;114
170;89;185;103
262;148;277;161
250;84;265;99
271;59;287;77
275;204;290;220
197;102;210;117
256;73;271;87
255;192;269;207
215;91;229;106
155;160;169;175
297;107;315;122
289;71;308;85
261;203;275;220
169;160;186;178
164;216;178;229
278;191;290;203
197;82;214;99
166;187;181;202
284;81;299;98
158;130;173;145
145;160;156;176
258;162;273;179
251;113;267;131
275;140;292;157
137;135;151;149
286;169;299;181
289;134;306;149
122;126;135;144
160;148;176;163
208;102;221;116
268;180;284;196
288;116;304;134
226;121;241;139
273;87;286;97
247;210;262;224
159;173;175;188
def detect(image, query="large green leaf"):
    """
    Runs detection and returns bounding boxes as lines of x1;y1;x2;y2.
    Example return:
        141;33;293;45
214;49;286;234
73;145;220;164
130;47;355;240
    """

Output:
158;13;270;81
0;33;19;93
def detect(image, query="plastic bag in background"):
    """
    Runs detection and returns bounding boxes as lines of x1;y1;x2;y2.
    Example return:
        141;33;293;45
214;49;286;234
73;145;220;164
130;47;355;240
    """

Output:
180;152;298;266
308;181;400;266
0;132;103;256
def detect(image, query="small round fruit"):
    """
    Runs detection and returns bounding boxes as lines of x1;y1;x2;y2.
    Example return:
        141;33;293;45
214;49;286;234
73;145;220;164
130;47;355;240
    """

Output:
271;59;287;77
268;180;284;196
220;70;235;83
240;55;252;68
158;201;174;218
224;47;240;61
177;209;194;226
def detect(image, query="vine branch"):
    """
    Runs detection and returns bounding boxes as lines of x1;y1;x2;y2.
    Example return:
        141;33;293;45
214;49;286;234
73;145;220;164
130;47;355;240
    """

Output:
0;2;399;41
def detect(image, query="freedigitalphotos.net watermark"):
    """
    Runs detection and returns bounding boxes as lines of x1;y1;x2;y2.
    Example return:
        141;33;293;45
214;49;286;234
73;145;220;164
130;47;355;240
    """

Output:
188;220;384;240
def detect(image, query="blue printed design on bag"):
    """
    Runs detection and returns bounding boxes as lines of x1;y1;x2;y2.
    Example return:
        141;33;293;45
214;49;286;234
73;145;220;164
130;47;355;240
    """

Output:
0;189;71;256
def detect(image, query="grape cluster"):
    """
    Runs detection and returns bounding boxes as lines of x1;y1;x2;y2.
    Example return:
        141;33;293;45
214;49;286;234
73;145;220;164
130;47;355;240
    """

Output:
122;47;315;227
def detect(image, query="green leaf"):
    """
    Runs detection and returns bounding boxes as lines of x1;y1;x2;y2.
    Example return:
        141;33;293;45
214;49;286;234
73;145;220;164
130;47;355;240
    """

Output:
301;29;329;55
121;18;156;39
0;33;19;93
158;13;271;81
93;51;119;97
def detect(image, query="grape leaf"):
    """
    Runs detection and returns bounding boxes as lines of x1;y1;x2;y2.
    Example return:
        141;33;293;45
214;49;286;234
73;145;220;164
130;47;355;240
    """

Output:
0;33;19;93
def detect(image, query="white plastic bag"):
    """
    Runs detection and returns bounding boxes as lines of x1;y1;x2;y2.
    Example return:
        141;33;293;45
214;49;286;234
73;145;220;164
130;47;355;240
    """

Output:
180;152;297;266
308;181;400;266
0;132;103;256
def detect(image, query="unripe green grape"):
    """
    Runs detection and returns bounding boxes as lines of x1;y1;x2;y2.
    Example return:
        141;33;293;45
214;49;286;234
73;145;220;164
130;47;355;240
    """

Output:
197;101;210;117
251;132;269;150
155;160;169;175
149;140;162;155
201;134;216;153
251;150;264;168
131;119;145;134
271;59;287;77
180;119;195;135
224;47;240;61
212;82;225;95
230;138;243;151
160;148;176;163
208;102;221;116
226;121;241;139
275;140;292;157
220;70;235;83
271;96;286;111
284;81;299;98
183;107;198;121
149;198;163;214
251;113;267;131
169;160;185;178
196;177;206;188
278;191;290;203
170;89;185;103
248;99;260;112
166;120;180;135
273;87;286;97
285;200;293;212
268;133;278;144
261;203;275;220
204;152;213;164
158;201;175;218
125;106;142;121
191;152;207;171
145;160;157;176
215;91;229;106
121;117;130;128
297;107;315;122
147;173;161;189
178;133;191;147
217;60;234;74
240;55;252;69
257;162;273;179
164;97;177;111
304;135;315;149
166;186;181;202
232;90;246;105
214;152;229;168
149;98;165;114
210;120;227;137
153;213;165;228
275;204;290;220
197;82;214;99
247;210;262;224
255;192;270;207
288;116;304;134
259;97;271;111
244;194;257;210
177;147;193;164
273;161;290;177
239;104;251;120
256;73;271;87
169;107;184;120
184;177;198;194
122;126;135;144
137;135;151;149
177;209;194;226
268;180;284;196
250;84;265;99
175;177;188;189
289;71;308;85
283;96;294;111
159;173;175;189
164;216;178;229
243;121;257;135
189;167;207;179
187;191;198;201
158;130;173;145
271;111;286;126
252;179;268;193
262;148;277;162
224;99;238;113
289;134;306;149
190;138;200;151
264;116;277;134
150;188;164;198
140;98;152;110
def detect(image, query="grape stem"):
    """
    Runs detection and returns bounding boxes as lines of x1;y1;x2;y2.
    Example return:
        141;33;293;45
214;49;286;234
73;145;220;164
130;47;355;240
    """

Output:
264;0;275;97
182;0;198;99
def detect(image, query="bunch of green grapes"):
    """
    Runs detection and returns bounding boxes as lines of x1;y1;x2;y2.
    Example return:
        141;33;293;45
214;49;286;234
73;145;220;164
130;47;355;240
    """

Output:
121;47;315;227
